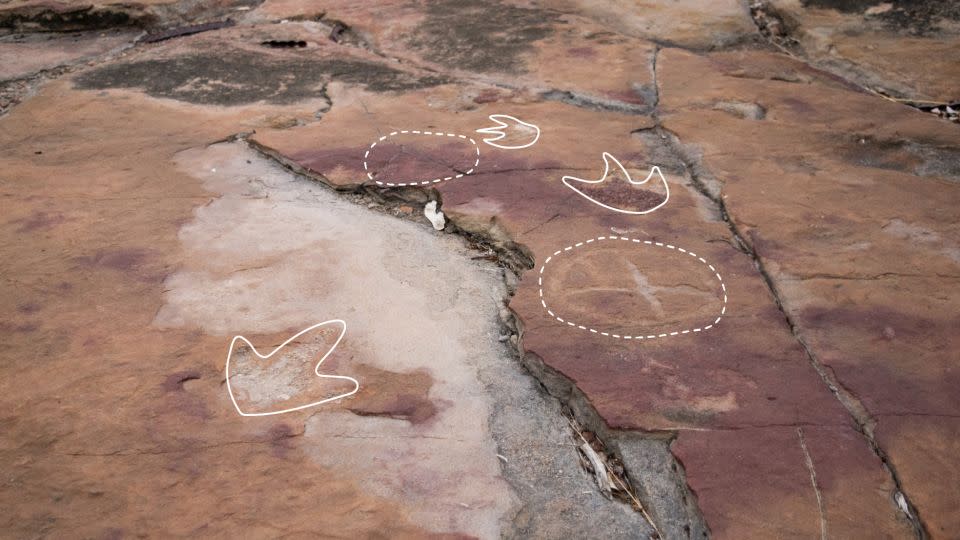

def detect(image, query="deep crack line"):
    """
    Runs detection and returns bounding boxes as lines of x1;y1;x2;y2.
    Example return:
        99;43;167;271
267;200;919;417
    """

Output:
659;125;929;538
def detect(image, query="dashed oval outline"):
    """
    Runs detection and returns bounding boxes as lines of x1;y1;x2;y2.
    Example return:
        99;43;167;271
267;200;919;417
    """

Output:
538;236;728;340
363;130;480;187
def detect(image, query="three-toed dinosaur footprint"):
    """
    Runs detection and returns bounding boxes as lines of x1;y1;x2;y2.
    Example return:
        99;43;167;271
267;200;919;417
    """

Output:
225;319;358;417
562;152;670;215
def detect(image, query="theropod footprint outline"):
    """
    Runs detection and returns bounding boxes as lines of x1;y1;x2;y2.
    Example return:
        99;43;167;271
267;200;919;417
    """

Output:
562;152;670;215
475;114;541;150
225;319;359;417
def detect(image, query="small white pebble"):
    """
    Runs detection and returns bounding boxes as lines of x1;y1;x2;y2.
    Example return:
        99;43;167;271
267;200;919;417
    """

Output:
424;200;445;231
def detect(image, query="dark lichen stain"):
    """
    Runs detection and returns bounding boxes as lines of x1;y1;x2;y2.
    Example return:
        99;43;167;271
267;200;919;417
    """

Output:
407;0;559;73
834;134;960;181
74;52;449;105
0;6;139;32
802;0;960;34
660;407;716;426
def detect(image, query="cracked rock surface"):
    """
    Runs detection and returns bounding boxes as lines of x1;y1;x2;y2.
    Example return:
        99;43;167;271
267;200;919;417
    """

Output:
1;0;958;538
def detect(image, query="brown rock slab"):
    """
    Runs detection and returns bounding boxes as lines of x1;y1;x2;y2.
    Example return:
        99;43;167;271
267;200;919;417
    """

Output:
252;78;911;537
545;0;758;49
765;0;960;102
267;0;658;110
674;424;910;539
0;29;137;82
0;81;449;538
659;44;958;537
875;416;960;537
4;1;958;536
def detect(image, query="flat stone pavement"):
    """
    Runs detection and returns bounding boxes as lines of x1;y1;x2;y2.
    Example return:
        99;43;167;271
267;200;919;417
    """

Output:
1;0;958;538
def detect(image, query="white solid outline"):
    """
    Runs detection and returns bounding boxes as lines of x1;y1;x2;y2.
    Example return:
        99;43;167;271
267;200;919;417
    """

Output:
475;114;541;150
538;236;727;340
363;130;480;187
562;152;670;215
225;319;359;417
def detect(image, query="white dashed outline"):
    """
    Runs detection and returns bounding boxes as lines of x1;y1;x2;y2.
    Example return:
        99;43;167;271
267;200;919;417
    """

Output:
225;319;359;417
364;130;480;187
475;114;541;150
562;152;670;215
538;237;727;340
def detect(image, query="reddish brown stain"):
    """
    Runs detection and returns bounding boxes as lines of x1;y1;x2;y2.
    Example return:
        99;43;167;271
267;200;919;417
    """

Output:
73;248;166;283
97;248;149;272
781;96;814;114
76;248;149;272
10;211;67;233
0;321;39;333
16;302;40;314
162;370;202;392
575;182;666;212
366;140;479;186
566;47;596;58
348;364;437;424
101;528;125;540
292;146;366;176
267;422;298;459
473;88;501;103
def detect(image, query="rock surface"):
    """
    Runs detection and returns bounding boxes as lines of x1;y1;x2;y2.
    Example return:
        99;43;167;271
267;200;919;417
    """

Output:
1;0;958;538
762;0;960;102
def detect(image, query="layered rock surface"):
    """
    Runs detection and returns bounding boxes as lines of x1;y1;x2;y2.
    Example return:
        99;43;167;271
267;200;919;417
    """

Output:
1;0;957;538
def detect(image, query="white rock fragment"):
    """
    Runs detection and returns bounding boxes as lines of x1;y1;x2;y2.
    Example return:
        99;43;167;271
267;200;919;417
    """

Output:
895;491;912;517
424;200;445;230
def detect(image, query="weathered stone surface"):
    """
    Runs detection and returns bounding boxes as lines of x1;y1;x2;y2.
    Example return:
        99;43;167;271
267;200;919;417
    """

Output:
259;0;659;112
0;29;136;82
1;58;656;538
0;0;261;33
659;45;958;537
2;0;958;538
545;0;758;49
251;82;913;536
0;83;445;539
764;0;960;102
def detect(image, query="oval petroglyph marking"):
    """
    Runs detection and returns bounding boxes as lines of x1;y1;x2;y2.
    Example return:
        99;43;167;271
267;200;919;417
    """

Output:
363;130;480;187
538;236;728;340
